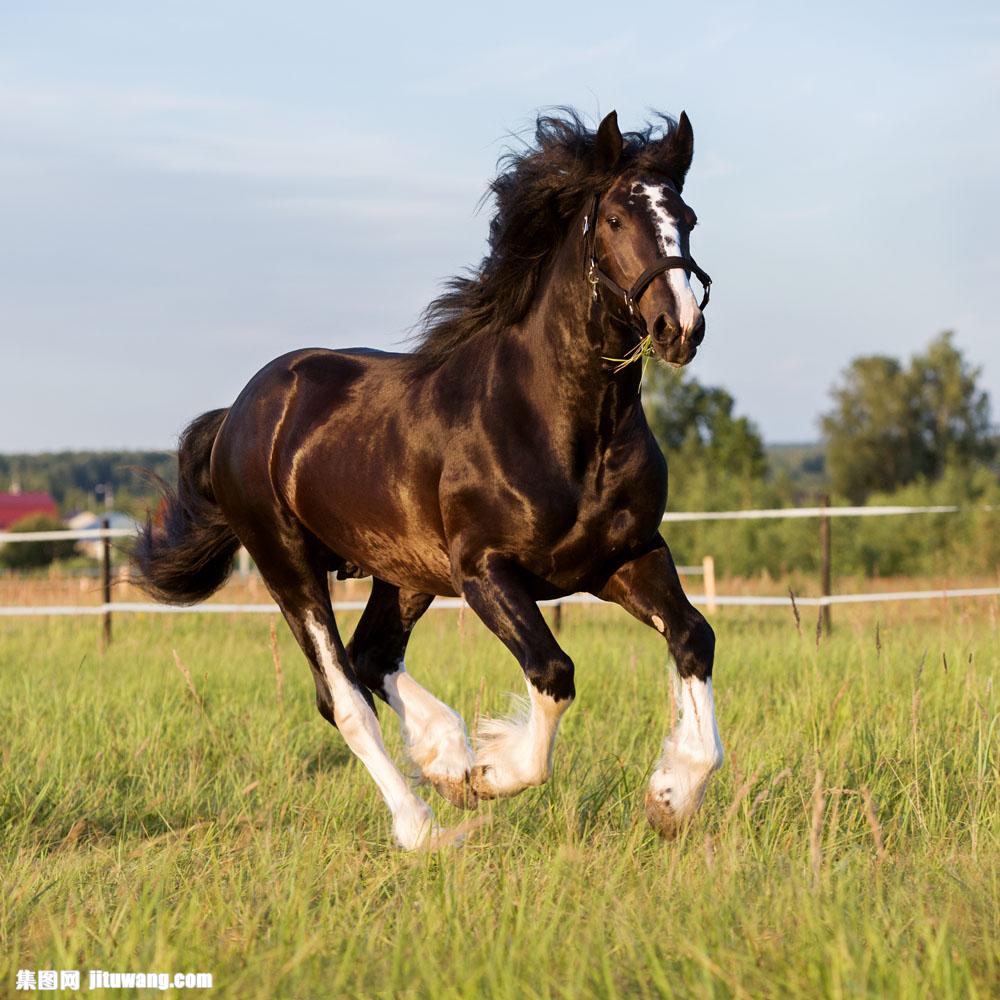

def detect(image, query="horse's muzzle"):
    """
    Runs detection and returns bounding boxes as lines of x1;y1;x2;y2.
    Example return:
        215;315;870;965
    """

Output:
651;313;704;366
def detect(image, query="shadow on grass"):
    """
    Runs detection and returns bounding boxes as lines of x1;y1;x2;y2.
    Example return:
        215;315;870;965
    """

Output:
299;741;353;775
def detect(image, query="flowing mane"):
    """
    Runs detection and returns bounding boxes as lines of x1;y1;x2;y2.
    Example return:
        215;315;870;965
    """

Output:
412;108;692;368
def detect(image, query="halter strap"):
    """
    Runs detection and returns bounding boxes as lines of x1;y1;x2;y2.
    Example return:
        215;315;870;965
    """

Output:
583;192;712;321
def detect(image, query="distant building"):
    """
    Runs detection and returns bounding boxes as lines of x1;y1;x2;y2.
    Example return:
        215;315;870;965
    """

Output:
68;510;138;559
0;492;58;530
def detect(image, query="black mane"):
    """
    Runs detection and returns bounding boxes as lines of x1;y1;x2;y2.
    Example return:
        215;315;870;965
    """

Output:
412;109;690;368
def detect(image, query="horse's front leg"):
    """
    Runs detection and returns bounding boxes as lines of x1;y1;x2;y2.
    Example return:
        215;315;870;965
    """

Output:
459;555;575;800
600;540;723;837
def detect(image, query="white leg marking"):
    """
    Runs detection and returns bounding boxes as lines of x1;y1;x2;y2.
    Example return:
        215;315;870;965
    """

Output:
382;665;476;808
305;615;436;849
638;182;700;332
646;668;723;836
472;681;570;799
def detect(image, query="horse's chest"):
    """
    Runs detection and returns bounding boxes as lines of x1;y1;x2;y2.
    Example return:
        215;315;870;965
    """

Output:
534;452;667;583
566;479;658;551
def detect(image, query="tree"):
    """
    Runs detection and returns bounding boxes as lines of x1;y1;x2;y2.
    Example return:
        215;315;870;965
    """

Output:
909;332;995;476
643;366;767;479
821;333;995;503
640;366;786;572
0;514;76;571
820;355;924;502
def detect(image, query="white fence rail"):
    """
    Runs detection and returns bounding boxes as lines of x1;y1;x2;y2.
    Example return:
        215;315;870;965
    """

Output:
659;504;988;522
0;527;134;543
2;588;1000;620
1;503;990;544
1;504;997;626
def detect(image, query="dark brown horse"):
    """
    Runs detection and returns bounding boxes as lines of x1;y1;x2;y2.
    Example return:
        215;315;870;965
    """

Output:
133;109;723;849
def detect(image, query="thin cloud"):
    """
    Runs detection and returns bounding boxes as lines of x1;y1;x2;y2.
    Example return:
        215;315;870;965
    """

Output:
413;35;634;98
0;77;466;190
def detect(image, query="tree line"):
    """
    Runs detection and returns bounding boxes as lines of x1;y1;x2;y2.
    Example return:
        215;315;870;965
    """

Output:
0;451;175;519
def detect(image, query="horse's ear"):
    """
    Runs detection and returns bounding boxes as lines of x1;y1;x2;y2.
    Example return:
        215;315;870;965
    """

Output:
595;110;623;171
670;111;695;189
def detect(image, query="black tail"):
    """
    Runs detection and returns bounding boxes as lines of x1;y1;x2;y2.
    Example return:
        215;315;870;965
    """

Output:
131;408;240;605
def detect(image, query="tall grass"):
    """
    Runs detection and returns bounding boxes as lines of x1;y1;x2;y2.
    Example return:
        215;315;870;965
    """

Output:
1;599;997;998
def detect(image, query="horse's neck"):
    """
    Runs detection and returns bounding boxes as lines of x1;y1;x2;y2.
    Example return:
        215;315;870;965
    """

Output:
511;238;645;442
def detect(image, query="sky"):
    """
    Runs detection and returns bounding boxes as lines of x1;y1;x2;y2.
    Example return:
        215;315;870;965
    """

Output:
1;0;998;451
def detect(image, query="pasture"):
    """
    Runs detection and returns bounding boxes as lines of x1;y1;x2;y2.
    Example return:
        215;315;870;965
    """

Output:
1;592;997;998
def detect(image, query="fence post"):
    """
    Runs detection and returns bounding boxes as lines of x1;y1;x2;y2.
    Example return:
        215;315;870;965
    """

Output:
101;516;112;649
819;494;832;635
552;602;563;634
702;555;717;614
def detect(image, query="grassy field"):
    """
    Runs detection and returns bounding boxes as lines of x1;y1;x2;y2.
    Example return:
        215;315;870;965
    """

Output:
1;595;997;998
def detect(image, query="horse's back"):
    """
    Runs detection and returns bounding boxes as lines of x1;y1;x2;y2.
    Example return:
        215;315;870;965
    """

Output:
238;345;408;393
219;346;417;442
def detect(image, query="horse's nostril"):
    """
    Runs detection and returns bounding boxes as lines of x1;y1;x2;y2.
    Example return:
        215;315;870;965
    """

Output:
690;316;706;346
652;314;675;342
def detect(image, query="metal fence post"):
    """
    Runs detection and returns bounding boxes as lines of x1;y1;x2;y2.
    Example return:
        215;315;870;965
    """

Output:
552;602;563;633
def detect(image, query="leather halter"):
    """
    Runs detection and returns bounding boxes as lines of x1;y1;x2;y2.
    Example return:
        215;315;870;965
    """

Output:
583;191;712;324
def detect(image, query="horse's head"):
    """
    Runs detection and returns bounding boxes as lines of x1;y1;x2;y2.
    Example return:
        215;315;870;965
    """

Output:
587;111;709;367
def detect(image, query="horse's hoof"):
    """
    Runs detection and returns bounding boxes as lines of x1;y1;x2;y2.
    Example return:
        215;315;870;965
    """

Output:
470;763;501;800
644;789;686;839
432;775;479;810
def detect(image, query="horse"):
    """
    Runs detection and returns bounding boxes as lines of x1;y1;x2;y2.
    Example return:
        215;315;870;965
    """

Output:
132;108;724;849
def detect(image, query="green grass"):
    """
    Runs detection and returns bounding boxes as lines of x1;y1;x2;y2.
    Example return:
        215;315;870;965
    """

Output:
1;601;997;998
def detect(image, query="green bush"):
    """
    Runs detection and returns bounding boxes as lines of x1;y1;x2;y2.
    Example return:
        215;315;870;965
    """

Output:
0;514;77;571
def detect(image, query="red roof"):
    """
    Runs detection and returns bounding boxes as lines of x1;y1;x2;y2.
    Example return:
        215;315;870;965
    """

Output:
0;492;59;530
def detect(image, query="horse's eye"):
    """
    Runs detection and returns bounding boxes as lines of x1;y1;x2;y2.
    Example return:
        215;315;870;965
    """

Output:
607;216;622;231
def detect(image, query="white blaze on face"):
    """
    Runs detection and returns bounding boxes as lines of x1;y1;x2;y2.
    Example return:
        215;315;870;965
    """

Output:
637;182;700;334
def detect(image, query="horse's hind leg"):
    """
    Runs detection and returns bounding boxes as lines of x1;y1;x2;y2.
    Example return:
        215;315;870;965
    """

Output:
349;580;477;809
241;531;438;849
